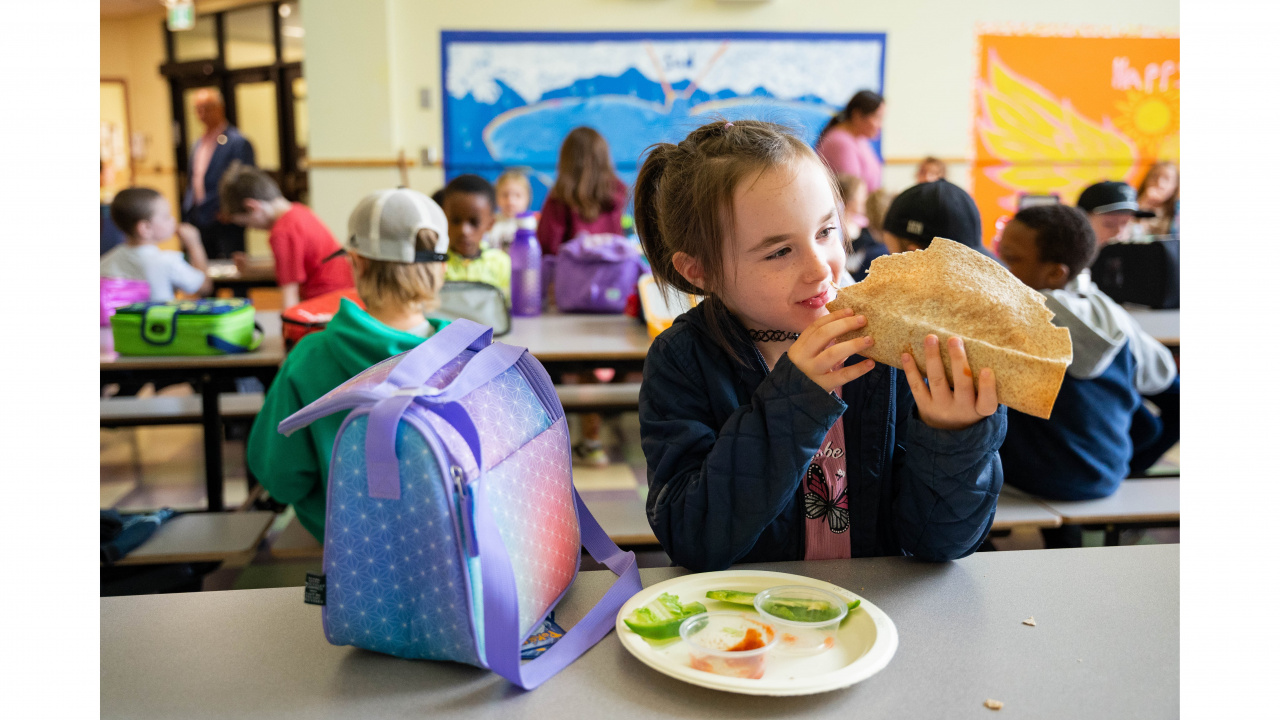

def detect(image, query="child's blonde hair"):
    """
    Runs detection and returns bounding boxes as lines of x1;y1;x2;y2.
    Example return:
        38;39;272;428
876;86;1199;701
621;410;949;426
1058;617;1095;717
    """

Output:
495;168;532;198
866;188;894;234
836;174;866;210
355;228;444;314
634;119;844;361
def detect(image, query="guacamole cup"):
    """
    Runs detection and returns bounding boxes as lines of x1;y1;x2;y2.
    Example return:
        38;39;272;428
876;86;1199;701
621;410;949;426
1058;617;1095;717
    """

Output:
753;585;847;656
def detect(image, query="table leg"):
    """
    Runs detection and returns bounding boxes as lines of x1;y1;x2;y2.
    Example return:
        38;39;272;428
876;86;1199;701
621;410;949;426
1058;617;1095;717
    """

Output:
200;372;225;512
1104;524;1120;546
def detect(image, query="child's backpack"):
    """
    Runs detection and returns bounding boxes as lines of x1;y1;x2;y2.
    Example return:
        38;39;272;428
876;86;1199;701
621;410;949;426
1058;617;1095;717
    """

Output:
110;298;262;356
552;234;647;314
277;319;641;689
281;288;363;351
435;280;512;336
100;277;151;326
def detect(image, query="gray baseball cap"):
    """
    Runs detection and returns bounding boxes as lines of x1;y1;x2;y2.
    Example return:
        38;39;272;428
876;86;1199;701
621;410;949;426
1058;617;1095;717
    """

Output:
347;188;449;263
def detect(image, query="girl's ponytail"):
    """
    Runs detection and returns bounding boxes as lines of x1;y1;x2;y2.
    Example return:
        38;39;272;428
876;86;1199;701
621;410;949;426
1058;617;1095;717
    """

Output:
635;142;700;296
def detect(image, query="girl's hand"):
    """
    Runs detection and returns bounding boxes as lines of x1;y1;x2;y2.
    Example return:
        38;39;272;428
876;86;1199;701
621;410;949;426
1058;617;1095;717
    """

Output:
789;308;876;392
902;335;999;430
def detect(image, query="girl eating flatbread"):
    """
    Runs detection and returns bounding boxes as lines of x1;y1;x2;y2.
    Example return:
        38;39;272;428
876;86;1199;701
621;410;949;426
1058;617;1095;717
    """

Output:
634;119;1006;571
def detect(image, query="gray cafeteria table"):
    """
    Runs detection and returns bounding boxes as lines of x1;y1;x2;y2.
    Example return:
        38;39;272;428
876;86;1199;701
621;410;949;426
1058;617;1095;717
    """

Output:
503;312;651;378
1126;307;1179;347
100;311;284;511
101;544;1177;719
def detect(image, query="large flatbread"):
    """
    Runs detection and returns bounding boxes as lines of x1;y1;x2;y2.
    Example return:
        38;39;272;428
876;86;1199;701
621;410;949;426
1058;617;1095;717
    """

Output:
826;237;1071;419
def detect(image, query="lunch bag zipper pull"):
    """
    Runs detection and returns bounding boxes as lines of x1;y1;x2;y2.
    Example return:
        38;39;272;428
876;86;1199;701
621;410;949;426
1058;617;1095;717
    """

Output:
452;464;479;558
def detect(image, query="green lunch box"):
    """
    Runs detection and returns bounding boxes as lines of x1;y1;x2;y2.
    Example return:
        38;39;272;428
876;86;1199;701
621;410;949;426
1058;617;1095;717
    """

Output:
110;298;262;356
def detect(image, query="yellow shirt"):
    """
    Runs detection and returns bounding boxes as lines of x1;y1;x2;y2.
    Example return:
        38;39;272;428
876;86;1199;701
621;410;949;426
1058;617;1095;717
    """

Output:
444;248;512;299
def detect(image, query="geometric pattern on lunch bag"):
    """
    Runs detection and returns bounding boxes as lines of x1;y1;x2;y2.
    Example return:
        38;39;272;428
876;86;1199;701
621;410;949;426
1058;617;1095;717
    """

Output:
481;416;579;633
422;362;552;476
280;319;642;689
323;416;482;663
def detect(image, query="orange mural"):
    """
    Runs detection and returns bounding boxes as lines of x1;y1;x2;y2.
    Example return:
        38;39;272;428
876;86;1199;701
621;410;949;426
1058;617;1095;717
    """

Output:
973;33;1180;245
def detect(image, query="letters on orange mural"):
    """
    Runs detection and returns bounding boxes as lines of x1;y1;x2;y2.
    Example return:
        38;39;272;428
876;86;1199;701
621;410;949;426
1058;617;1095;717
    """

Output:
972;34;1179;244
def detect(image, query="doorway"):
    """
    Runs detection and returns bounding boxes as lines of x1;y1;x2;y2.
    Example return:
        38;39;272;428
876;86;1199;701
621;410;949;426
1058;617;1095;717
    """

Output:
161;2;308;206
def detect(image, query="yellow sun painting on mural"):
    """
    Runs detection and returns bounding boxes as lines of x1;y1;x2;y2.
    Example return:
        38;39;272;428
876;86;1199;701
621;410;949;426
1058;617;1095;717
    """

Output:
975;50;1137;214
1112;87;1180;160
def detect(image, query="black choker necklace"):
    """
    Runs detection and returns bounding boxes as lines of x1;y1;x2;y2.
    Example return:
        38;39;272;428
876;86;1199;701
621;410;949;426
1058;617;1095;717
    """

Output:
747;328;800;342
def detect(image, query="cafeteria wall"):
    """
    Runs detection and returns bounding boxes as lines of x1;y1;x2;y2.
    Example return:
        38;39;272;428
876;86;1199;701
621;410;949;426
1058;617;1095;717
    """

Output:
103;1;1178;241
305;0;1176;235
101;9;179;239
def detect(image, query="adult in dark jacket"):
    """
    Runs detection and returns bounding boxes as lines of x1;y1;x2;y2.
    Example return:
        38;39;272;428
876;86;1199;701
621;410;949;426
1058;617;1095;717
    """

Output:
183;88;256;259
641;301;1007;571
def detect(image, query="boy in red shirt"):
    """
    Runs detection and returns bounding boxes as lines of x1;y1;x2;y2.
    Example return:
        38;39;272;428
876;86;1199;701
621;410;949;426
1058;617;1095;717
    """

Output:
219;163;354;308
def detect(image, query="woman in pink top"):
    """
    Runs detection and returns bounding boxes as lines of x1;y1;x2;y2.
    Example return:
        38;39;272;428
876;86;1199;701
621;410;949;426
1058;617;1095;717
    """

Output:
815;90;886;192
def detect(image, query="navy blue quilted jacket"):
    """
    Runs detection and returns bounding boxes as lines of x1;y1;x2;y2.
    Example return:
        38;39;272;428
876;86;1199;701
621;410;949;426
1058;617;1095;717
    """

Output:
639;302;1007;571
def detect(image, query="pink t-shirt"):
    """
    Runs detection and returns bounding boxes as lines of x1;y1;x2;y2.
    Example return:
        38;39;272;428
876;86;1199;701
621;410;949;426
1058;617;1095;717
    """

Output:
803;390;851;561
816;128;882;192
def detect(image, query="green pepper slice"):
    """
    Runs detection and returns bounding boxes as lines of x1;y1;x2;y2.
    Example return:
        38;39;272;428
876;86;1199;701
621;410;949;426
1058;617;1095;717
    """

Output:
622;593;707;640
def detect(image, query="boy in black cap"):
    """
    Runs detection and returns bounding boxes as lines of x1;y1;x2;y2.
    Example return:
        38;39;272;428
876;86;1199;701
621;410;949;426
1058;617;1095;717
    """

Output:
996;204;1178;535
1076;180;1155;247
881;179;1000;262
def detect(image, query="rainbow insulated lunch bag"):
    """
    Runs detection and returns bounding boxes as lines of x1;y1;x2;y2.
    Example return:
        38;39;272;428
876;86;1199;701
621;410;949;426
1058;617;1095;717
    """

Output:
110;298;261;356
277;319;641;689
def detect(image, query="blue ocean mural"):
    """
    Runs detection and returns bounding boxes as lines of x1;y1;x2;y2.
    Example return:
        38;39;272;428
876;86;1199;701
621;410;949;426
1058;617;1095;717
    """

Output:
442;31;887;210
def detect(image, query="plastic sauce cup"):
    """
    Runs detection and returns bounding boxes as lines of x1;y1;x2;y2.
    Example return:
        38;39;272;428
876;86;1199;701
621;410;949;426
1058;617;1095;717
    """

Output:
678;611;777;680
753;585;847;656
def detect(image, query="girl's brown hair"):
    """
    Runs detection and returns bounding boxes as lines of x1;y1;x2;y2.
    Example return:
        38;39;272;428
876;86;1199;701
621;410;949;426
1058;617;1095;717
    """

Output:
548;127;621;221
1136;161;1179;220
634;119;843;363
355;229;445;313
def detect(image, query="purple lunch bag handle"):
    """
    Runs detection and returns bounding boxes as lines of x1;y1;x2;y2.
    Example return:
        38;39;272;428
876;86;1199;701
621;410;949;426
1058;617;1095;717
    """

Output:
359;317;643;689
473;450;642;690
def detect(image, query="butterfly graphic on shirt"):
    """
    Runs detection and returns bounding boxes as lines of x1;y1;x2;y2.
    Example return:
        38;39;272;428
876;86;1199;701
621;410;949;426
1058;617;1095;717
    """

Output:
803;463;849;534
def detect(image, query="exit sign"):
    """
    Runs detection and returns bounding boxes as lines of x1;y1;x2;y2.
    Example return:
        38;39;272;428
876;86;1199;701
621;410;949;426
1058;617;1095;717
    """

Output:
167;1;195;32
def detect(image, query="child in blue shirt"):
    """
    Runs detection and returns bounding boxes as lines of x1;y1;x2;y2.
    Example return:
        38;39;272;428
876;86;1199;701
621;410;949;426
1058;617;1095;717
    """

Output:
996;204;1179;505
633;120;1007;571
100;187;211;300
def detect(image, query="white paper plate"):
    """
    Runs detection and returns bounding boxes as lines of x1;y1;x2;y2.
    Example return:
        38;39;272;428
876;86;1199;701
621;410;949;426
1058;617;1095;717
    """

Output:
615;570;898;696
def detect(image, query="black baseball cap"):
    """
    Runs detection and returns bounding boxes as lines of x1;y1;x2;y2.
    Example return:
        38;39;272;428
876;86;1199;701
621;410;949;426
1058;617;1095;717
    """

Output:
1076;181;1155;217
882;179;983;250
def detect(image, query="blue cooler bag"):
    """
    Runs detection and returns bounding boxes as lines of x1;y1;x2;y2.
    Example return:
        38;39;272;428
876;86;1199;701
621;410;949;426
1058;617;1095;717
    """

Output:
278;319;641;689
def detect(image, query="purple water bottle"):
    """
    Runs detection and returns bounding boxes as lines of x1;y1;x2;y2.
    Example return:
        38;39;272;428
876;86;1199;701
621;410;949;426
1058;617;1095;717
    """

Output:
509;211;542;317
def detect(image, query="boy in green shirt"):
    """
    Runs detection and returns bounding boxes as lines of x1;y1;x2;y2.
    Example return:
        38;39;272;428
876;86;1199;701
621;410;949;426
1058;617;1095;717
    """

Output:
247;188;452;542
441;174;512;299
